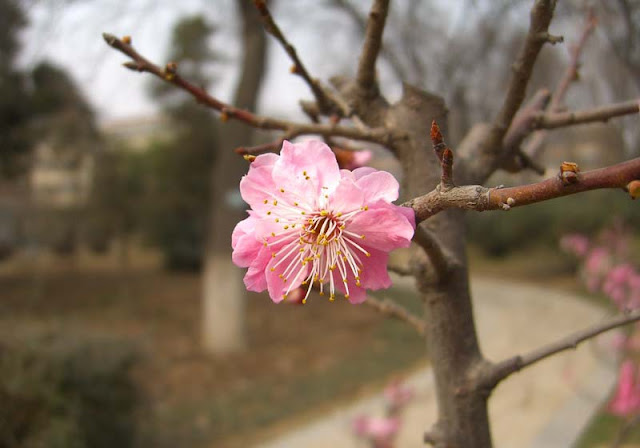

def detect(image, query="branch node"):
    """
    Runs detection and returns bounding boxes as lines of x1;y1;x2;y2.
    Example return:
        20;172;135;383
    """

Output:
627;180;640;199
559;161;580;185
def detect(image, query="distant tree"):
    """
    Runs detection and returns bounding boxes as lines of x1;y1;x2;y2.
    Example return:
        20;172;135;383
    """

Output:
0;0;31;176
144;14;220;270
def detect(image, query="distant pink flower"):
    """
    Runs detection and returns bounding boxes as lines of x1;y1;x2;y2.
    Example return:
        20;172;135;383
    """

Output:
334;147;373;170
353;415;401;447
560;234;589;257
383;380;414;413
583;247;611;292
609;360;640;417
603;264;639;310
232;140;415;304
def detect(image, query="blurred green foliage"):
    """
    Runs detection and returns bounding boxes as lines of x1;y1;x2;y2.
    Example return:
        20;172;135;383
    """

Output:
0;337;137;448
467;189;640;257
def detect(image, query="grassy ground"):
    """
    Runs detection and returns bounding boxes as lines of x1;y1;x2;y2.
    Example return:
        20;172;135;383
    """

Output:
1;243;634;447
0;250;424;447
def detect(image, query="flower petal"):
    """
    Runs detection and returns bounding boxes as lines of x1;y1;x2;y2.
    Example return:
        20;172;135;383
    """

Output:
355;170;400;202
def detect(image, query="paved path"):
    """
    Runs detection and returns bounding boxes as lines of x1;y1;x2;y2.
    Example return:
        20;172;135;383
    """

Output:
258;277;619;448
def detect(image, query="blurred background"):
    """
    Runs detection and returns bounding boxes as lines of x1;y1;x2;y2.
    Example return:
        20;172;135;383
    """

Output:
1;0;639;447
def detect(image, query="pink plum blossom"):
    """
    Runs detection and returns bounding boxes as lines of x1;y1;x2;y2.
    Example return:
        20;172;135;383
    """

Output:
232;140;415;304
609;360;640;417
383;379;414;414
353;415;401;448
560;234;589;257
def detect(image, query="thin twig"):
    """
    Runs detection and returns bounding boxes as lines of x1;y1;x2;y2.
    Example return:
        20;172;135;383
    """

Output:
364;295;425;335
480;308;640;389
526;9;596;160
330;0;409;82
406;157;640;224
356;0;390;94
473;0;558;179
534;100;640;129
102;33;396;146
253;0;346;116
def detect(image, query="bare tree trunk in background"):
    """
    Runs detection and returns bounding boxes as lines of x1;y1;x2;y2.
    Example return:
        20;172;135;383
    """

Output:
202;0;267;354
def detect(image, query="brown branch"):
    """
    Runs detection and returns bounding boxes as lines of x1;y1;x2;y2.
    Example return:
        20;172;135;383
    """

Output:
534;100;640;129
364;295;425;335
413;226;461;280
330;0;410;83
102;33;397;146
471;0;558;180
253;0;346;116
406;157;640;224
480;308;640;390
505;10;600;170
356;0;390;94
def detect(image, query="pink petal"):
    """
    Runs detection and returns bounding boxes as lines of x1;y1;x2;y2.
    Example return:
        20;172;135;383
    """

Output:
271;140;341;200
355;170;400;202
347;204;415;252
265;249;310;303
231;217;263;268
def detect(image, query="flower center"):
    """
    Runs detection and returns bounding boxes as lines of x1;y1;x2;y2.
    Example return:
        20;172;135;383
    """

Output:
268;205;370;304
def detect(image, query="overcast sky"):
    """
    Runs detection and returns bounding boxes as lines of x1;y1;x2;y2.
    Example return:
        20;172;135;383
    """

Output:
19;0;340;123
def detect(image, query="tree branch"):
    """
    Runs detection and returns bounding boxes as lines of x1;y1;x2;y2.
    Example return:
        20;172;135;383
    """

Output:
534;99;640;129
406;157;640;224
330;0;410;83
253;0;347;116
356;0;390;94
480;308;640;390
102;33;397;147
364;295;426;335
469;0;558;180
413;226;461;281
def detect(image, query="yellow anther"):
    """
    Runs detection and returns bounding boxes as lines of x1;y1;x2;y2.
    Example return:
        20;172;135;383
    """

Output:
267;211;271;215
271;232;276;237
319;291;325;296
356;280;361;286
337;212;343;217
270;267;275;271
280;188;285;193
345;294;350;299
320;210;328;216
263;242;268;247
275;218;280;223
365;252;371;257
273;200;278;206
302;280;308;285
282;294;287;300
284;225;289;230
329;296;335;302
360;235;366;239
263;199;268;204
342;278;348;283
301;211;306;215
294;202;299;206
272;253;276;258
299;248;305;252
305;176;310;180
330;265;336;270
363;206;369;211
303;171;307;176
302;298;307;304
278;274;284;279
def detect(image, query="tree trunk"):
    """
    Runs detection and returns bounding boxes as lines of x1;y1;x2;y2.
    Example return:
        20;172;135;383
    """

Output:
202;0;267;354
389;85;493;447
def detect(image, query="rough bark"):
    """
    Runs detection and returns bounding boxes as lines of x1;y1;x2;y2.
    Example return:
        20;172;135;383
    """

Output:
202;0;267;354
386;85;491;447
